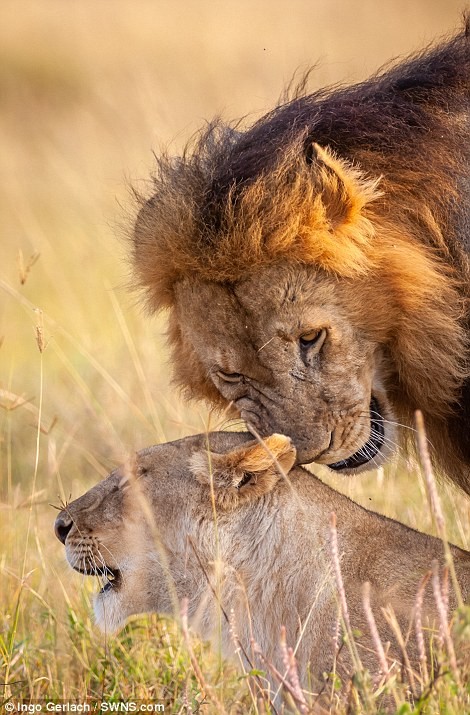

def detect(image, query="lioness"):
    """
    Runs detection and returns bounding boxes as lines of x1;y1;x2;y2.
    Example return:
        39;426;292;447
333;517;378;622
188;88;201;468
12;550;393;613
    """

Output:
54;432;470;686
132;25;470;491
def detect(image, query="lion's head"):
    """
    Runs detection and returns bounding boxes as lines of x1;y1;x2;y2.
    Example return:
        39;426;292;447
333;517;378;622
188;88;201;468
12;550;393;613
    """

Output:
132;126;468;478
170;263;397;472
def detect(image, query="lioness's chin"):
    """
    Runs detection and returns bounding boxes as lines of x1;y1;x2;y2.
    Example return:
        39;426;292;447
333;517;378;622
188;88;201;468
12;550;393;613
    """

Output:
93;589;129;633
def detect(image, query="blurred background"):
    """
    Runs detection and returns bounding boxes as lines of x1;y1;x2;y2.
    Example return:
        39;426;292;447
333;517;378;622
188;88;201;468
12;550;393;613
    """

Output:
0;0;468;702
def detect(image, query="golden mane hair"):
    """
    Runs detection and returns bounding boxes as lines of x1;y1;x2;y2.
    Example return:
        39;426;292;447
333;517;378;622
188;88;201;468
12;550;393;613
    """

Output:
132;23;470;490
134;139;382;295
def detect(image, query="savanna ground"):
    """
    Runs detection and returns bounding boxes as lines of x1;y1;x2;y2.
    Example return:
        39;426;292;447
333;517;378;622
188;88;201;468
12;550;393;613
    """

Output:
1;2;470;712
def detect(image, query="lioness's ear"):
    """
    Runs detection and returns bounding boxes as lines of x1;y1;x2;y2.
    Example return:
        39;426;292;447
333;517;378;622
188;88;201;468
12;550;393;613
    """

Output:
190;434;296;511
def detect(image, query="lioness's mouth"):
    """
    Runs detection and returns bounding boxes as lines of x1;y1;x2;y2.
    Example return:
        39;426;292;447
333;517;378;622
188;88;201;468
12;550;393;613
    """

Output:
99;569;121;594
71;563;121;593
327;397;385;471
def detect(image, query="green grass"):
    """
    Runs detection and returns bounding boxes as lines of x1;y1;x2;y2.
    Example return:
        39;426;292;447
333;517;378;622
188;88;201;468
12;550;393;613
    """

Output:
1;2;469;712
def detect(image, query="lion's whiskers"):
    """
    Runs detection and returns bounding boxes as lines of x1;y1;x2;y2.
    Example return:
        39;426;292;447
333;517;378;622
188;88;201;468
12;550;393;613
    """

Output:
369;427;401;453
357;411;417;435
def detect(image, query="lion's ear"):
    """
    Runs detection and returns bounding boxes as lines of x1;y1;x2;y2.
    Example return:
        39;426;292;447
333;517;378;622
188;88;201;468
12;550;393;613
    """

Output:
309;142;381;233
190;434;296;511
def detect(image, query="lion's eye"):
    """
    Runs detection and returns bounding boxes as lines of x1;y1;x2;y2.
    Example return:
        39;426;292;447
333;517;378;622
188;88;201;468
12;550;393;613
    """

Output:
299;328;327;351
216;370;243;384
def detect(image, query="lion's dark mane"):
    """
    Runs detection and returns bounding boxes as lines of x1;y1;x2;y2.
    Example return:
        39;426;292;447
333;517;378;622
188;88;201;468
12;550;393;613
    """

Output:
202;25;470;478
205;25;470;258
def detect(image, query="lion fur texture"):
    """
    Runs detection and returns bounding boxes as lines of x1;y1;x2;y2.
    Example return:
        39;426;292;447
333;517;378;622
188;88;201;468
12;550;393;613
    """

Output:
132;24;470;489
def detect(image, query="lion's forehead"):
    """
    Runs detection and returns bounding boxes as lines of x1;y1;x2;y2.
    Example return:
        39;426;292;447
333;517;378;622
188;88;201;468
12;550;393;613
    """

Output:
176;267;349;350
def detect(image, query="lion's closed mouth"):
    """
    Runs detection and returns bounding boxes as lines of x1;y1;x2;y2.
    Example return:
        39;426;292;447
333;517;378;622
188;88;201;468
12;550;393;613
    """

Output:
327;397;385;471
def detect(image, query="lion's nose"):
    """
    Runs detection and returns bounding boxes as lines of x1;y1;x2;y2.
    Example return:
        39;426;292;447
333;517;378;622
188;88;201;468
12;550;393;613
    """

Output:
54;513;73;544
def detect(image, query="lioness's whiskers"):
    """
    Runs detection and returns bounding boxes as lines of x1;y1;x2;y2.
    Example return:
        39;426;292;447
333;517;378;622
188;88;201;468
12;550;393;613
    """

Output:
93;551;110;590
96;544;126;584
97;543;128;587
69;549;80;574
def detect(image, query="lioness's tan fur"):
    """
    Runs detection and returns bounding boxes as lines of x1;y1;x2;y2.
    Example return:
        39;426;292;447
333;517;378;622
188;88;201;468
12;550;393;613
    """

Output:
55;432;470;689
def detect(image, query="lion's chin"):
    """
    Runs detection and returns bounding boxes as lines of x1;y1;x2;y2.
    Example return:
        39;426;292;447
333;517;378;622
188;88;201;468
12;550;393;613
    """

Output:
326;396;389;474
326;451;388;476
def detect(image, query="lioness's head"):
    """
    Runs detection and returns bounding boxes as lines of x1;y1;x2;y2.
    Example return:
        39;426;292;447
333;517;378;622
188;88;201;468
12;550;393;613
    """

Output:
54;432;296;633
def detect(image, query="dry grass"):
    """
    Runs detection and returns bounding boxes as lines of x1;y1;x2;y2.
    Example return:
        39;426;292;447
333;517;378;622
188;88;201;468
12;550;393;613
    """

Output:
1;1;469;712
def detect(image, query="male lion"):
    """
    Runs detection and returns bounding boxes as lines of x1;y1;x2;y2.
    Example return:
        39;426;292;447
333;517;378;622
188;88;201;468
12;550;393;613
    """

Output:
132;26;470;490
54;432;470;689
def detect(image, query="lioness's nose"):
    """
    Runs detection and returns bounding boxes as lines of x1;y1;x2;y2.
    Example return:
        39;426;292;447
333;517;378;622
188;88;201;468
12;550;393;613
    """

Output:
54;513;73;544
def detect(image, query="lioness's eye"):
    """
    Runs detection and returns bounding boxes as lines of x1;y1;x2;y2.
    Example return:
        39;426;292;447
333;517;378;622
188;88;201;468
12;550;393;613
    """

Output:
216;370;243;383
299;328;327;351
